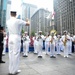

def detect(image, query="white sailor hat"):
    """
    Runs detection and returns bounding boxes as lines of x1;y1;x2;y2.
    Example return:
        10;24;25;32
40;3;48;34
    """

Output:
39;31;42;33
63;30;67;33
10;4;18;12
24;31;28;34
35;33;37;35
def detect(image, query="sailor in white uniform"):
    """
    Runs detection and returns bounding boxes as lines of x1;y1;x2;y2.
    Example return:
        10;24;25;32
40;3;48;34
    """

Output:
49;32;57;58
37;31;44;58
68;33;73;55
56;34;61;55
61;31;70;58
33;33;38;54
7;10;30;75
23;32;30;57
45;34;50;55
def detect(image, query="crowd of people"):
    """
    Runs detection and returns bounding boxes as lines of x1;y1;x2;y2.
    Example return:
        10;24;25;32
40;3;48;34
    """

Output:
21;30;75;58
2;30;75;59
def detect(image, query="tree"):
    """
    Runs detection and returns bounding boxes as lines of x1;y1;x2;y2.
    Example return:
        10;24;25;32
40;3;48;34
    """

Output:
21;29;25;34
31;31;35;36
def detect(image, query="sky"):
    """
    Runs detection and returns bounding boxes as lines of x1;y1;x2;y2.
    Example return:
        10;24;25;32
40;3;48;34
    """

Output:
11;0;54;16
11;0;53;12
23;0;54;12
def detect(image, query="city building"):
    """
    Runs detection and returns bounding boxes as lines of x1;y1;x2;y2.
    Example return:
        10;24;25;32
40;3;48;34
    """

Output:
53;0;75;34
0;0;7;27
21;2;37;35
31;8;51;34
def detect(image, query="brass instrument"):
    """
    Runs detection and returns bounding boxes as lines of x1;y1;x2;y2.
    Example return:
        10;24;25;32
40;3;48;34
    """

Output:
50;36;54;44
23;36;27;41
50;30;57;35
63;35;67;46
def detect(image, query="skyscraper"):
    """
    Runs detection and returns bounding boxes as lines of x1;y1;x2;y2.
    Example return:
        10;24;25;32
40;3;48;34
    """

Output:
0;0;7;27
54;0;75;34
31;8;51;34
21;3;37;35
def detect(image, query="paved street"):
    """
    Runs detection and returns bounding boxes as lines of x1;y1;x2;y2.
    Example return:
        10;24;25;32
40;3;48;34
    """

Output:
0;51;75;75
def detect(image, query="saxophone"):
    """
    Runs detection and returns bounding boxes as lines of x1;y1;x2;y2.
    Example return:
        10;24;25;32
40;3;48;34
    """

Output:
63;35;67;46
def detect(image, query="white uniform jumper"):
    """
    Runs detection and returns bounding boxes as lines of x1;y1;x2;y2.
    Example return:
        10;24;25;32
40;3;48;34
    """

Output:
7;17;26;74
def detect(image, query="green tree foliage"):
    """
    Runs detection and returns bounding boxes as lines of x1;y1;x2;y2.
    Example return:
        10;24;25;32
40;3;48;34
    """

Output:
31;31;35;36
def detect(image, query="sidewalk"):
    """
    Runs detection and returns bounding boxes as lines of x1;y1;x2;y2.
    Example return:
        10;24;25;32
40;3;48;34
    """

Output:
0;52;75;75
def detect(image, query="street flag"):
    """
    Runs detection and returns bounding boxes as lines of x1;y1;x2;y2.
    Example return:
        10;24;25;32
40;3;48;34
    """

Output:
52;12;55;19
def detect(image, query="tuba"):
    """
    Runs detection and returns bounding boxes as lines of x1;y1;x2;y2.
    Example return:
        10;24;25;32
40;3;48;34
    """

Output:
50;30;57;35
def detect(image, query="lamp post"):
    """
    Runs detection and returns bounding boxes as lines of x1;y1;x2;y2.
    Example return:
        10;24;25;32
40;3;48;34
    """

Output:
60;10;62;35
46;12;52;33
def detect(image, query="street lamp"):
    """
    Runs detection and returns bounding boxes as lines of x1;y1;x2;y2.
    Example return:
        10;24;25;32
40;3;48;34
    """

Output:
46;12;53;32
60;10;62;35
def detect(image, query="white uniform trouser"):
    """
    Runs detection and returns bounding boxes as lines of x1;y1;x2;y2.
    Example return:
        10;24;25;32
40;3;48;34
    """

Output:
8;34;21;74
23;41;29;56
50;44;55;56
56;43;61;54
34;40;38;53
60;42;64;51
64;44;69;57
45;42;49;54
38;43;43;56
68;43;72;54
3;41;6;54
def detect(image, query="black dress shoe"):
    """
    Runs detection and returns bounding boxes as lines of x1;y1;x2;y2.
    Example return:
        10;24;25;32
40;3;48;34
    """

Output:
38;56;42;58
50;56;53;58
2;54;5;56
23;55;28;57
53;56;56;58
0;61;5;63
34;53;38;54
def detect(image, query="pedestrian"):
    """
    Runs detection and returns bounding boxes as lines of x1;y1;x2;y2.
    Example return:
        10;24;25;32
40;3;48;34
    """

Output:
23;32;30;57
0;26;5;63
6;9;30;75
2;30;7;55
